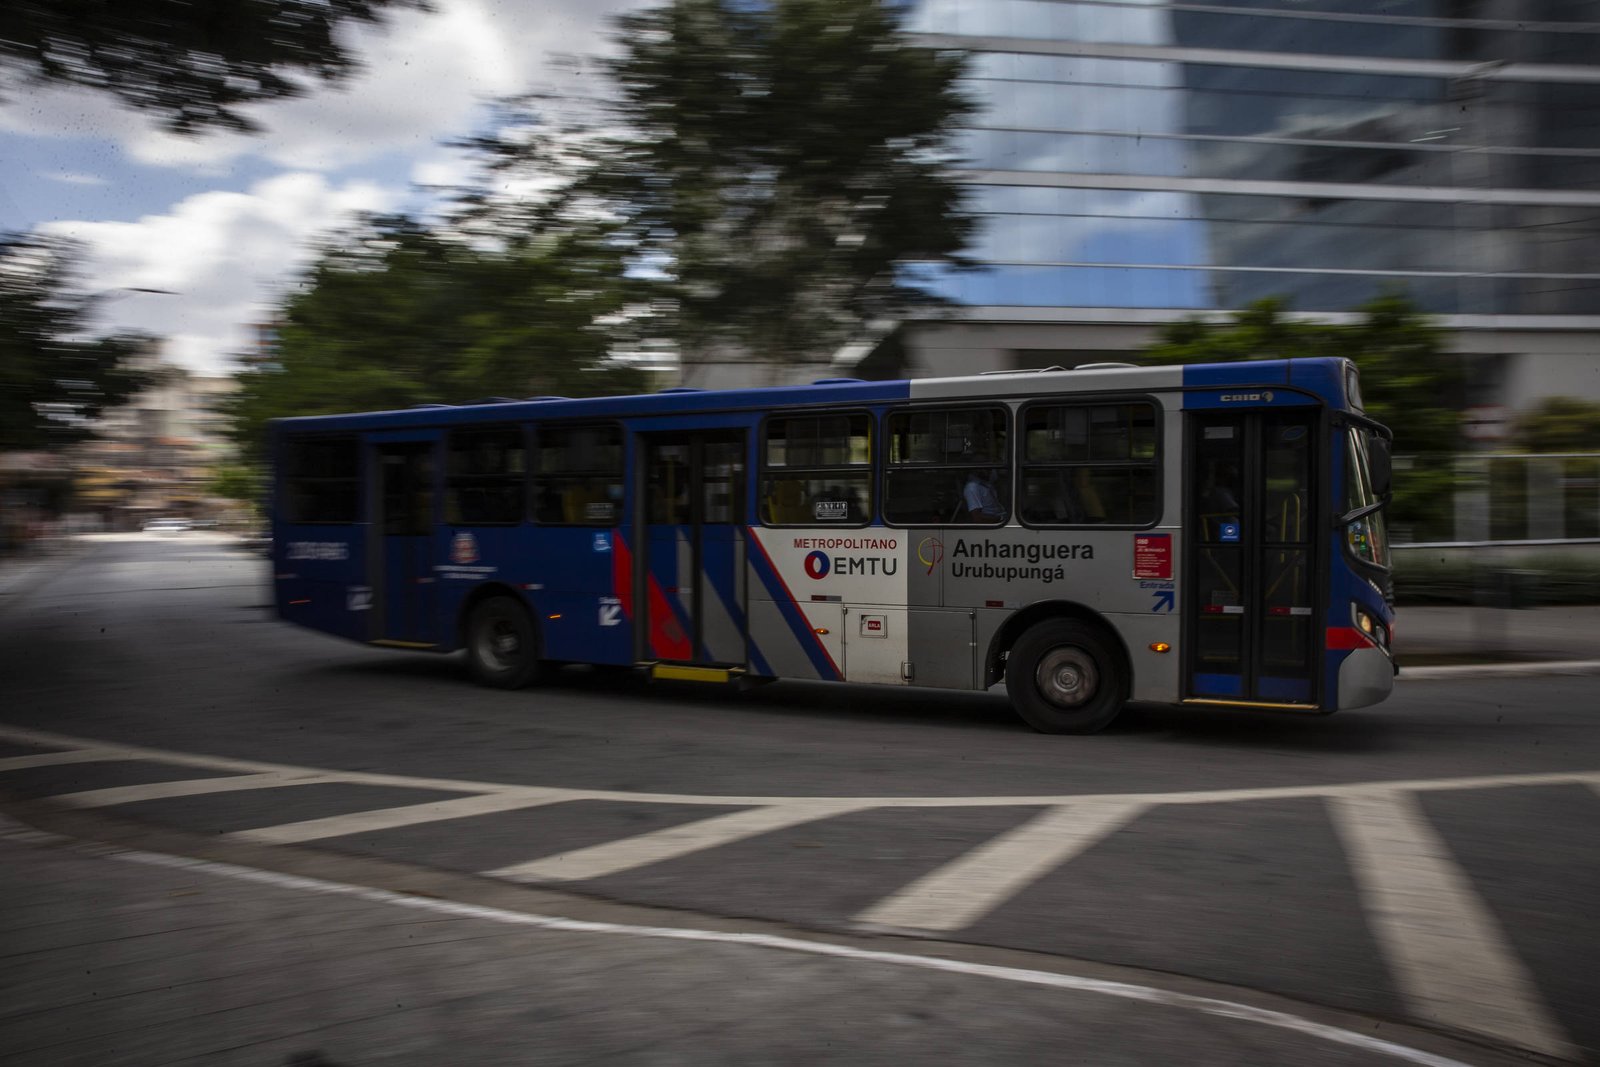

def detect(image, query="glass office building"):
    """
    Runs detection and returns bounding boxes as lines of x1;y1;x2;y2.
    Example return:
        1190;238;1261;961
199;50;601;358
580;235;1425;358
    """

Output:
880;1;1600;406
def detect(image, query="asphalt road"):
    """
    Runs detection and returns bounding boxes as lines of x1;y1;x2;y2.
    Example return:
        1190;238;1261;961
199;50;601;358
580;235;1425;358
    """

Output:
2;534;1597;1065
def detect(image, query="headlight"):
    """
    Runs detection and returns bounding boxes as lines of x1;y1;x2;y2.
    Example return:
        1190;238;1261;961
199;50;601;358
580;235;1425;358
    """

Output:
1353;606;1388;649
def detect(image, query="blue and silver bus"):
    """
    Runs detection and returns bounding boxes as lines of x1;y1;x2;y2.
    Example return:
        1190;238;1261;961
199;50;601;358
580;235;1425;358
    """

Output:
268;357;1395;733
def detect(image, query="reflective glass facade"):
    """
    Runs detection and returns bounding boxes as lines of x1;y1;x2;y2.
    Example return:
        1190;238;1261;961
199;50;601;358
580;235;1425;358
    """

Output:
906;0;1600;316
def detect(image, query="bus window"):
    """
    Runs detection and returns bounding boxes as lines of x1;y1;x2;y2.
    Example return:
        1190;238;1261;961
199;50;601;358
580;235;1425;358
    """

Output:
283;436;359;524
1344;426;1391;570
534;423;623;526
1019;402;1159;526
883;406;1010;526
446;427;525;526
760;412;872;525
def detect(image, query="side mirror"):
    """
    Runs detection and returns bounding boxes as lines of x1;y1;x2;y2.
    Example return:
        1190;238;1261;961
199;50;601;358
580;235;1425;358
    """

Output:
1369;435;1393;500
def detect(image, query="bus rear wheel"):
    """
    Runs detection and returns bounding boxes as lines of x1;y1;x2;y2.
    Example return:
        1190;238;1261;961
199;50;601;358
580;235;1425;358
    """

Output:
1005;619;1126;734
465;596;543;690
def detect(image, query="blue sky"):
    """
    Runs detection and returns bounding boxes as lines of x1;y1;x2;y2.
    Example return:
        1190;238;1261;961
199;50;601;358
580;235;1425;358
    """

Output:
0;0;643;376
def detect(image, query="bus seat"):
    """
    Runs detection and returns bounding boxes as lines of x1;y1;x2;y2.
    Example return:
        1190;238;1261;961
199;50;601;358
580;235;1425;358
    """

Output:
769;480;806;523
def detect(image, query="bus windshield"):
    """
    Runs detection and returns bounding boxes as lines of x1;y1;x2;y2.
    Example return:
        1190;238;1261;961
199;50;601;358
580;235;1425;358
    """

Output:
1344;426;1390;570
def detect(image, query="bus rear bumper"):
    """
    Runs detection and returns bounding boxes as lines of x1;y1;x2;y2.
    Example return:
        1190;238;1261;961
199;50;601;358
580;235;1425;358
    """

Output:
1337;645;1396;710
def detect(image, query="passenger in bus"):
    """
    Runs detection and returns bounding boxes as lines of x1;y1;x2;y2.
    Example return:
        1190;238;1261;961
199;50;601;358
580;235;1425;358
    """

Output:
963;468;1006;522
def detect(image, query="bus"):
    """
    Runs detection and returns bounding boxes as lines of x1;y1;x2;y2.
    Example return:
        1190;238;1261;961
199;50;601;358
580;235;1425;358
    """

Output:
267;357;1395;733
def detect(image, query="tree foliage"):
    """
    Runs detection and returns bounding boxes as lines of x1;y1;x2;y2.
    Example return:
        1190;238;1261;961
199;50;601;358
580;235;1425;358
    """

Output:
206;462;262;505
1144;294;1466;540
0;0;425;133
1516;397;1600;453
1145;295;1464;456
0;233;151;452
466;0;975;380
226;216;648;462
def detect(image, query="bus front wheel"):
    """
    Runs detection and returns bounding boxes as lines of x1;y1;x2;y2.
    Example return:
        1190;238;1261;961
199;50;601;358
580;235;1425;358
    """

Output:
1005;619;1126;734
466;596;543;690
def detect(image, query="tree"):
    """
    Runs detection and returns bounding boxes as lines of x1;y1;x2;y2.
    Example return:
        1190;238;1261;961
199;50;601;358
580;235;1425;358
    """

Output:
1516;398;1600;453
226;215;648;462
0;233;151;452
207;462;262;506
467;0;975;382
0;0;426;133
1143;294;1467;539
1145;295;1464;457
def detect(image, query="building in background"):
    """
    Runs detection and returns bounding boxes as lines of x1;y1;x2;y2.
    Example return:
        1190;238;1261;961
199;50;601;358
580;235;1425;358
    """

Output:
74;344;240;527
854;0;1599;416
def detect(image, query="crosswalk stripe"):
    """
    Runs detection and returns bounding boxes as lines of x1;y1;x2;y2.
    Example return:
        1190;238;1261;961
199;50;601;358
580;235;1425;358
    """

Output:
47;772;335;809
1327;792;1576;1060
0;749;128;771
233;790;567;844
487;801;871;883
854;799;1148;932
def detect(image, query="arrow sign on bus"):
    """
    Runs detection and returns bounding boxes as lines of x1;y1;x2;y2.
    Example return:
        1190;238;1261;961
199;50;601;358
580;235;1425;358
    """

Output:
1151;590;1175;613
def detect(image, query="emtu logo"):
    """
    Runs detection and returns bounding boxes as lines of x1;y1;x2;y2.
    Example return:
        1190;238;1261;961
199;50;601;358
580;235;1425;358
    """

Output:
804;551;831;579
917;536;944;575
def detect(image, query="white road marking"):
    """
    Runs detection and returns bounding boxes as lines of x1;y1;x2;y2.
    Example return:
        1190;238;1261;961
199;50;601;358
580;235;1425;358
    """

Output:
234;790;569;844
0;817;1482;1067
0;722;1593;1059
856;799;1147;932
47;772;336;809
1327;791;1576;1060
488;801;871;883
1;723;1596;810
0;748;128;771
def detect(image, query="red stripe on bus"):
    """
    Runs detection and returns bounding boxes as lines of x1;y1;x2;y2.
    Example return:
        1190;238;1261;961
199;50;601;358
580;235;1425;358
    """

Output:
610;530;636;620
746;527;841;680
1325;626;1374;650
611;531;691;660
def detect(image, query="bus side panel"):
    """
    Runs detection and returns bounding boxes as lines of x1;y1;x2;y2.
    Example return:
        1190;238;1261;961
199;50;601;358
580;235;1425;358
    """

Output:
274;525;371;643
533;526;635;666
423;525;525;653
746;528;843;681
937;528;1181;703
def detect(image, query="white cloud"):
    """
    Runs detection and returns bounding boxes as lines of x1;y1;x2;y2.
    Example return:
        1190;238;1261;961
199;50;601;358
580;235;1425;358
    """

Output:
4;0;647;376
47;172;110;186
2;0;643;175
42;173;402;375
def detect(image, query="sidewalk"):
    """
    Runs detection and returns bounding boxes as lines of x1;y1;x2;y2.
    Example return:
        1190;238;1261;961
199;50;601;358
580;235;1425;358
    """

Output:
0;814;1519;1067
1394;604;1600;666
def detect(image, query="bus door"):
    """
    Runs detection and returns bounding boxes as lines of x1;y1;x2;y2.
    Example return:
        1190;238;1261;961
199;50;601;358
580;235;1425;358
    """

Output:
373;439;438;645
1184;410;1318;705
638;431;748;667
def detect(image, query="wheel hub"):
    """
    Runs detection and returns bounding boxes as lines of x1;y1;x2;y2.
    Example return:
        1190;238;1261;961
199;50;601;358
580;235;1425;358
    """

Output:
480;620;521;668
1036;647;1097;708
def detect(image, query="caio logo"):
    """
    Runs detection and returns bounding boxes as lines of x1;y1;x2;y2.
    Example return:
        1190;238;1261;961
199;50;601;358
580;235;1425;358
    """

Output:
917;536;944;575
803;551;831;579
450;531;479;565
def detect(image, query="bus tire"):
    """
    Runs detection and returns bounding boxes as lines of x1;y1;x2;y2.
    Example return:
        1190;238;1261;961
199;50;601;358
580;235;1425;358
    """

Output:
465;595;543;690
1005;619;1125;734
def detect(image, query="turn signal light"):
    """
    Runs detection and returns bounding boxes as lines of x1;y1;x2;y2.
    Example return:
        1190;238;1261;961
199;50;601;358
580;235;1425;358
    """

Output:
814;627;830;635
1148;642;1171;653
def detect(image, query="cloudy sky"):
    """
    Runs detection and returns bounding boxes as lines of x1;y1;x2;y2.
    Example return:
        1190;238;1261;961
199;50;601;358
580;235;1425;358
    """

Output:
0;0;644;377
